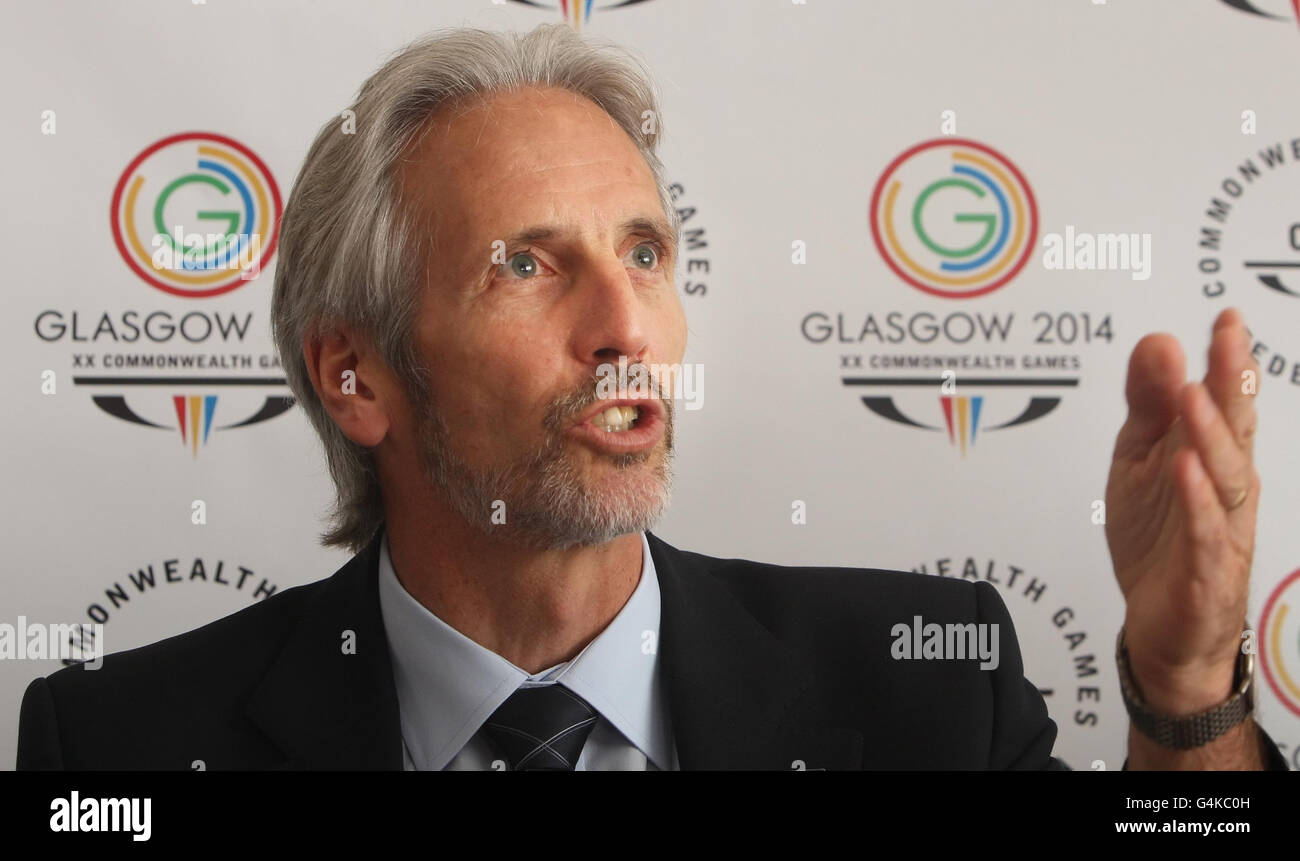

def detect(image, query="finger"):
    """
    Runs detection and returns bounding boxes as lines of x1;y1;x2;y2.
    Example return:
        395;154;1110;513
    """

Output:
1114;332;1186;458
1171;446;1232;584
1203;307;1259;455
1180;382;1255;513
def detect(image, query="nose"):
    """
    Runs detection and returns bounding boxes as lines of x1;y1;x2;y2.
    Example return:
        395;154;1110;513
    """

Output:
571;258;650;371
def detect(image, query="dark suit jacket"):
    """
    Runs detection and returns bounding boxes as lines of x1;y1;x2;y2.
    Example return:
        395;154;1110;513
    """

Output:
15;529;1289;770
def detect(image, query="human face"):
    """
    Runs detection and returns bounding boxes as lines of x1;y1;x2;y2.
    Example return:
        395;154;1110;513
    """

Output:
396;86;687;548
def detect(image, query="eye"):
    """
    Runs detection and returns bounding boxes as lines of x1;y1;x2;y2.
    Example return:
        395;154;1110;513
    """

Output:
628;242;660;270
504;252;541;279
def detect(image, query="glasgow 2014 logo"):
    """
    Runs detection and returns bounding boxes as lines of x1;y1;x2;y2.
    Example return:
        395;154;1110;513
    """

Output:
869;138;1038;299
110;132;281;298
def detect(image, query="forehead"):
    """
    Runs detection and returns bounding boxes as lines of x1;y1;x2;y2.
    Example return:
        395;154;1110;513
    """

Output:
398;86;662;244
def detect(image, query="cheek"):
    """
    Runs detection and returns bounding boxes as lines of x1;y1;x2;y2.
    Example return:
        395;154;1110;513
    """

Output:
660;295;688;363
425;320;562;436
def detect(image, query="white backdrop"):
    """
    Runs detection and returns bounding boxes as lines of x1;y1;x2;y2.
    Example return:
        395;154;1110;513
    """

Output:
3;0;1299;771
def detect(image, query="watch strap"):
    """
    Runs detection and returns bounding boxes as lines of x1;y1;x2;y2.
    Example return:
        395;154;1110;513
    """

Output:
1115;625;1255;750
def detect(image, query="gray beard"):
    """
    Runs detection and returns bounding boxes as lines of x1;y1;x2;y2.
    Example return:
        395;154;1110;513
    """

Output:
411;373;674;550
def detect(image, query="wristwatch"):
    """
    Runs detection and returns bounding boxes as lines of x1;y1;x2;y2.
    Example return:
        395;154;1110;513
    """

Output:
1115;624;1255;750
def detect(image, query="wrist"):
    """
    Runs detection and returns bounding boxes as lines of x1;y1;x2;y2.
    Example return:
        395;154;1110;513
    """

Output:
1116;624;1256;751
1127;651;1238;715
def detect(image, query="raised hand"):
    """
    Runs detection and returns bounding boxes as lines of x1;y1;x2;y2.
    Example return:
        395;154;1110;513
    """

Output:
1104;307;1260;718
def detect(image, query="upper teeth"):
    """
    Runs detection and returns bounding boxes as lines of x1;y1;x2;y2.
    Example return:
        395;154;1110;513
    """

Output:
593;405;639;432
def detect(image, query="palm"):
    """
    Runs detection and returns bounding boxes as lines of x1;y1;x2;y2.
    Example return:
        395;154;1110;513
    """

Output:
1103;309;1259;703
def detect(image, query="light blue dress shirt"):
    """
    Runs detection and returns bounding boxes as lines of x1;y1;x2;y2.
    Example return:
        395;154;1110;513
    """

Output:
376;530;677;771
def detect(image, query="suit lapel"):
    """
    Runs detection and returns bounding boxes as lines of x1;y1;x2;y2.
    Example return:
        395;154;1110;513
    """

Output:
245;530;403;769
647;532;863;770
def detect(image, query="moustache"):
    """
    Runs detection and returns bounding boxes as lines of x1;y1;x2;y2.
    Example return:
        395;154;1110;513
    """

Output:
543;363;672;432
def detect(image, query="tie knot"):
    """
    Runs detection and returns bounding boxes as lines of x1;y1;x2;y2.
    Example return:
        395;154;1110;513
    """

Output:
483;683;598;771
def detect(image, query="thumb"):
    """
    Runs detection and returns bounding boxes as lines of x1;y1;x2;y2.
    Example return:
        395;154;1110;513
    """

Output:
1114;332;1186;458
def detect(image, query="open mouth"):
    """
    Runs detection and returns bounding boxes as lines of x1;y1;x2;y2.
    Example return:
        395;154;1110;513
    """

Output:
569;398;663;453
589;405;641;433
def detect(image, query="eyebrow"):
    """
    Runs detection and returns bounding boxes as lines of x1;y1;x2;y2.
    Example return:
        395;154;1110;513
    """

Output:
498;216;678;256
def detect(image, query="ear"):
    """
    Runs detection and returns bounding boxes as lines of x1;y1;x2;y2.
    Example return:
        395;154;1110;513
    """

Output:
301;326;392;448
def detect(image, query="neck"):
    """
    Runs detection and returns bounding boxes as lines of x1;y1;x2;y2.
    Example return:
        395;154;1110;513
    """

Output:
383;497;644;675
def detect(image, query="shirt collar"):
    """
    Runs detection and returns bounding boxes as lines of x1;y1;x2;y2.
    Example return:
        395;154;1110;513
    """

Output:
376;529;671;771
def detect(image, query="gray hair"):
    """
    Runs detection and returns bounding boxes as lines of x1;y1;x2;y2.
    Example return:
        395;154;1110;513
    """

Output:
270;24;678;554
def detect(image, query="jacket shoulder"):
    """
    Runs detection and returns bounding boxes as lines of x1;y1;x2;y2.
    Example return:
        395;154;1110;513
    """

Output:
666;544;982;631
48;575;324;692
655;540;1059;768
18;575;329;769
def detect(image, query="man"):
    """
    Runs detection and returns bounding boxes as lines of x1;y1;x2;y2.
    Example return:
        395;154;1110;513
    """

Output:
17;24;1287;770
